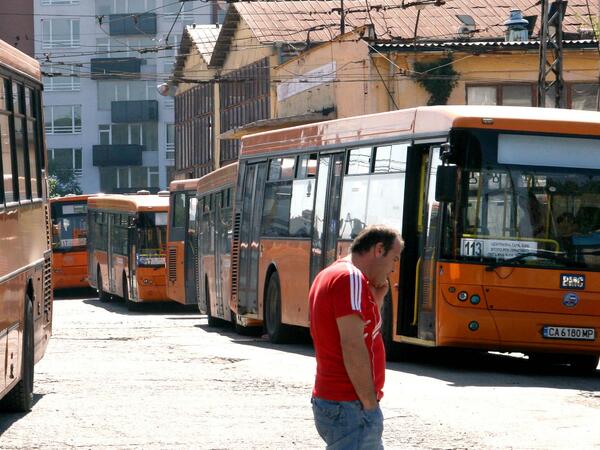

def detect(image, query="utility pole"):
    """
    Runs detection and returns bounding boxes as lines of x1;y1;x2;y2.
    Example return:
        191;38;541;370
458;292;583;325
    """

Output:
340;0;345;34
537;0;567;108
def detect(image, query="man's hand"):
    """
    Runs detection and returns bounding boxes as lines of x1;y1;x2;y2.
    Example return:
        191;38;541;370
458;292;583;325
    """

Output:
369;279;389;307
337;314;378;410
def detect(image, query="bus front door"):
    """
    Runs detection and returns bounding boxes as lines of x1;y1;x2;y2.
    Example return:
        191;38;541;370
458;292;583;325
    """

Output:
128;224;138;301
398;144;443;340
237;162;267;316
310;152;344;283
184;195;198;305
107;214;115;293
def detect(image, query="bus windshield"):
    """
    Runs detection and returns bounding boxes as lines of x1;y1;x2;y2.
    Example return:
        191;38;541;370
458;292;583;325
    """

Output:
443;130;600;270
137;212;167;266
51;201;88;251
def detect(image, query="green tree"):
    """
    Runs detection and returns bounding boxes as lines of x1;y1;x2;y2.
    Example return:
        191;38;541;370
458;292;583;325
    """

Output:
413;56;459;106
48;159;82;197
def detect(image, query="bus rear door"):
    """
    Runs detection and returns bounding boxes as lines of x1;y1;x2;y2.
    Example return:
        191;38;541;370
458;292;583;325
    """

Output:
237;162;267;316
310;152;344;282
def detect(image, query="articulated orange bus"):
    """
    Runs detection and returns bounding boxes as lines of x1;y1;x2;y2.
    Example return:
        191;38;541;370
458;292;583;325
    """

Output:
166;178;201;305
0;39;53;411
196;163;238;326
87;193;170;310
50;194;92;290
230;105;600;371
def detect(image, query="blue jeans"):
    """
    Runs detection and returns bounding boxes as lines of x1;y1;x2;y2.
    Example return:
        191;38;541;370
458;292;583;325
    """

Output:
311;397;384;450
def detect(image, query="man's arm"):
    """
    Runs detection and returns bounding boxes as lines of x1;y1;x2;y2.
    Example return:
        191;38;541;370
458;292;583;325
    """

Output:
336;314;378;410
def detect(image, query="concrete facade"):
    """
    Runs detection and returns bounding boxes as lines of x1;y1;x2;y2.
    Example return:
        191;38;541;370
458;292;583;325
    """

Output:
34;0;222;194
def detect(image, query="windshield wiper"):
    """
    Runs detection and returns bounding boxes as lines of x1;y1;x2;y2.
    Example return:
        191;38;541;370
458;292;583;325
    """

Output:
485;250;585;271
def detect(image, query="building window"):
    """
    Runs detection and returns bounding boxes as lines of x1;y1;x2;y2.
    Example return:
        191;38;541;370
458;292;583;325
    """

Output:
42;18;80;49
571;84;599;111
466;84;534;107
43;64;81;91
49;148;82;177
166;123;174;160
98;123;158;151
163;0;194;16
99;166;159;192
44;105;82;134
41;0;79;4
95;0;157;15
97;80;156;110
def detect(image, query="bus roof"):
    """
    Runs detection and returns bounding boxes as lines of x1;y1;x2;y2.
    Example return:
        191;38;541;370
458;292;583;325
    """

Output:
197;162;238;196
240;105;600;157
169;178;201;192
50;194;94;204
0;39;41;82
88;194;169;213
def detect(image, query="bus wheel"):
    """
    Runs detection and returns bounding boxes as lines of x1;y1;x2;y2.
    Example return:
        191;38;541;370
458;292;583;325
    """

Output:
0;294;34;412
123;278;137;311
569;355;599;374
97;269;110;303
264;272;292;343
205;279;218;328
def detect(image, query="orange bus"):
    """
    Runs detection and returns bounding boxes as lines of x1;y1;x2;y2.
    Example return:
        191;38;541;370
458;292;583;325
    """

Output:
166;178;201;305
230;105;600;371
0;39;53;411
196;163;238;326
87;192;170;310
50;194;92;290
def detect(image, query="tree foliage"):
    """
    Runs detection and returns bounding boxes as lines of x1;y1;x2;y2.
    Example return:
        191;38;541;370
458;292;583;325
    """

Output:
413;56;459;106
48;160;82;198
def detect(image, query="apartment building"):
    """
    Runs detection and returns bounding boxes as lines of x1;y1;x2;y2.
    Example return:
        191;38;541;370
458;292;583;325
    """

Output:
35;0;223;193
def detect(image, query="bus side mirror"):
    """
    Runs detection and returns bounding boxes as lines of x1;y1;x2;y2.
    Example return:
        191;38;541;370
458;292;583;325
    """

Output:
435;166;457;203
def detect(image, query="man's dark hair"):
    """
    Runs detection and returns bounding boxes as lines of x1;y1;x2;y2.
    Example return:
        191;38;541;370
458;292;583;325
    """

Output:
350;225;403;256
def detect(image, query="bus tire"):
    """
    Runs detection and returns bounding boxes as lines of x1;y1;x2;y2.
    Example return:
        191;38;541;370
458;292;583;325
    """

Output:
97;268;110;303
568;355;599;374
264;271;293;344
123;278;137;311
0;294;34;412
205;278;218;328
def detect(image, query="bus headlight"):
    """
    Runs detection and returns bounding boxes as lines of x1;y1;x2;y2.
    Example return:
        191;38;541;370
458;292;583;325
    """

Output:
470;294;481;305
143;278;152;285
457;291;468;302
468;321;479;331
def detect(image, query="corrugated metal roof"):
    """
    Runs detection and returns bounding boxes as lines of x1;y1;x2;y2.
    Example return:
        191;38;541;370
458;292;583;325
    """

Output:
233;0;595;44
375;39;598;50
186;25;221;64
172;24;221;85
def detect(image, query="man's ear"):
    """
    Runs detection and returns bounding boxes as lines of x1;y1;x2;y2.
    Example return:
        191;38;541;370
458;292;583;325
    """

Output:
374;242;385;257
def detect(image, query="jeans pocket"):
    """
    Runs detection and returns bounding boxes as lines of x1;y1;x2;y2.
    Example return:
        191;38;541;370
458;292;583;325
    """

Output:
312;398;346;443
362;406;383;427
312;397;342;421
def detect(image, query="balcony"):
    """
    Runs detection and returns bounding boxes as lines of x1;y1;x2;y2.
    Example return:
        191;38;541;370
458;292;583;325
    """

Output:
90;57;141;80
109;13;157;36
111;100;158;123
92;145;144;167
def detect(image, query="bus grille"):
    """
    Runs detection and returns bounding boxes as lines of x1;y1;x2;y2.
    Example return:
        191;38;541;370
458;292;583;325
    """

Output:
230;212;241;301
44;204;51;249
43;255;53;323
168;247;177;282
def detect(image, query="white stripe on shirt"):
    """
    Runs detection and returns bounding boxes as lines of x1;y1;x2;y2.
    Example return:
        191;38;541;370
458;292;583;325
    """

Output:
346;262;362;312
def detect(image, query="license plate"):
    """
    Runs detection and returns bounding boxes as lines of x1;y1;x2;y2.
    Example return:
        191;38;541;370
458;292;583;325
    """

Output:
542;326;596;341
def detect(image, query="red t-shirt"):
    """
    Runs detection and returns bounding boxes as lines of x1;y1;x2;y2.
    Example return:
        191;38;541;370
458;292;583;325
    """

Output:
309;258;386;401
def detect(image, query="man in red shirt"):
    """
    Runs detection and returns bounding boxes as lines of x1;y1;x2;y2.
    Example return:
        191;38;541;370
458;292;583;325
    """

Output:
310;225;403;449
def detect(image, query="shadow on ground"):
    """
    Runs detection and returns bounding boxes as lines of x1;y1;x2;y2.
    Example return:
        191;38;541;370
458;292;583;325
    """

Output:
83;298;198;315
195;321;600;390
0;393;44;436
